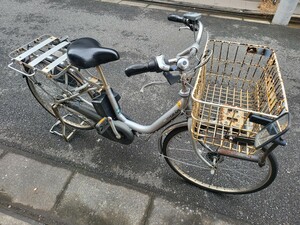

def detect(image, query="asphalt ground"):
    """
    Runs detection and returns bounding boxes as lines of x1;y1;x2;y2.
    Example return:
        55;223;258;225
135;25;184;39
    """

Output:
0;0;299;224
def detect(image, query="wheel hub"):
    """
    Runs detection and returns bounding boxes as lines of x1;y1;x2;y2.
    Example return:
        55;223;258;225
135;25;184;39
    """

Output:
206;152;224;164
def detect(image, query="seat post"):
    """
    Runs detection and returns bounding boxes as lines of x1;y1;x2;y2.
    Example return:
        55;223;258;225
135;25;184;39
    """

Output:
95;65;121;118
95;65;109;90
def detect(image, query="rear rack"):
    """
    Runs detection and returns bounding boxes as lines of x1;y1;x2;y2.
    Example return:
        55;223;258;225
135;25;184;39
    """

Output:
8;35;106;141
8;35;71;77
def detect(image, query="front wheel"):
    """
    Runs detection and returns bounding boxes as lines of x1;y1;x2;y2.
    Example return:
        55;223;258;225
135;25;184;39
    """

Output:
162;125;278;194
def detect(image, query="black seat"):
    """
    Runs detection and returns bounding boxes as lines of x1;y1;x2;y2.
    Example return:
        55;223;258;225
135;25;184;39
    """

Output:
67;38;120;69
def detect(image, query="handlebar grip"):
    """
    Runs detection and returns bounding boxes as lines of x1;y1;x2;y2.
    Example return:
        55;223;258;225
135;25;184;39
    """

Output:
125;59;160;77
168;14;186;23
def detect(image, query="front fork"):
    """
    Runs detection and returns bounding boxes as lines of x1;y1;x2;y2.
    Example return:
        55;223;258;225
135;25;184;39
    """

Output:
188;120;272;170
191;138;216;174
188;117;215;170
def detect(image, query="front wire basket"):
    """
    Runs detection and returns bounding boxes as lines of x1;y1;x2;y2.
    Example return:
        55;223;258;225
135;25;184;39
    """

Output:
191;39;289;155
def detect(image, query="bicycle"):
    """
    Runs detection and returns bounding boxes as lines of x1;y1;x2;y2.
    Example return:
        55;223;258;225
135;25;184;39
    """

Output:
8;12;290;194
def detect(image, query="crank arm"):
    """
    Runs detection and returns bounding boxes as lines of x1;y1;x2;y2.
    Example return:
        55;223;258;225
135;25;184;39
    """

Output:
107;117;121;139
96;117;121;139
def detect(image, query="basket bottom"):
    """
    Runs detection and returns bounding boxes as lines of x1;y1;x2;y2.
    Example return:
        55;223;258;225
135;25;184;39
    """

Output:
192;82;259;154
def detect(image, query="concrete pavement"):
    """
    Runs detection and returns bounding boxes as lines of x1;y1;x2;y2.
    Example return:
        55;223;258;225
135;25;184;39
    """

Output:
136;0;300;16
0;145;248;225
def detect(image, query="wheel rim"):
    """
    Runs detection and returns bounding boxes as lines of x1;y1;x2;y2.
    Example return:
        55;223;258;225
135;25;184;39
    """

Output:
27;71;95;129
163;126;276;194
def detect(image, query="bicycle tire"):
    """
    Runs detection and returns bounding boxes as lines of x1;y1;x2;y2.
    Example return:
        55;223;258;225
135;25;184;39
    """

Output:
26;71;95;130
162;124;278;194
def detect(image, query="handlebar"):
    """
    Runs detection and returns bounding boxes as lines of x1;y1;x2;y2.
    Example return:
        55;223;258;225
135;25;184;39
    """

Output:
125;12;205;77
125;56;176;77
168;14;201;32
125;59;160;77
168;14;187;24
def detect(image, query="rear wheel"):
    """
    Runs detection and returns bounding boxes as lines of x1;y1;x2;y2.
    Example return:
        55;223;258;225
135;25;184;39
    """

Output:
162;124;278;194
26;71;95;129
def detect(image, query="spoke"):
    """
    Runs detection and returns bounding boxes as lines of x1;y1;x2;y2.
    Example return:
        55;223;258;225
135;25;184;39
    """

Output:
209;171;216;187
35;82;57;102
64;73;69;90
218;165;263;181
30;75;94;128
168;147;194;152
77;96;93;107
50;77;71;94
162;154;213;170
221;170;242;188
164;128;274;193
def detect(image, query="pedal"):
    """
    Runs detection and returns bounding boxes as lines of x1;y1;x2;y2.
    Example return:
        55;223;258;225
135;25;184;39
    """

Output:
95;117;110;134
107;117;121;139
95;117;121;139
49;114;77;142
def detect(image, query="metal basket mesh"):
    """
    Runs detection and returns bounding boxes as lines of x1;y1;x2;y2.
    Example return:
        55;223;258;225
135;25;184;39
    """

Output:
191;40;289;154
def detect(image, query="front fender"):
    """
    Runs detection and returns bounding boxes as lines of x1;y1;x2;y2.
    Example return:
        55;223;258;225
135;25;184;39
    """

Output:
158;120;189;154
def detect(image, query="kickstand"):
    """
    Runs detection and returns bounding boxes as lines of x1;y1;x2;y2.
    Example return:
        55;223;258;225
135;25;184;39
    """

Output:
49;115;77;142
50;104;77;142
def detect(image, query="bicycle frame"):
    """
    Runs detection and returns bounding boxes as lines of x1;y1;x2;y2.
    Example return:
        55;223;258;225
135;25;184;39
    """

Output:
90;17;204;134
94;65;192;134
9;12;290;194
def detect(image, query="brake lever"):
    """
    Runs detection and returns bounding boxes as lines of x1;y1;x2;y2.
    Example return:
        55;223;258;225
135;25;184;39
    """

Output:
179;24;198;31
156;55;171;71
163;71;181;85
189;23;199;31
179;26;190;31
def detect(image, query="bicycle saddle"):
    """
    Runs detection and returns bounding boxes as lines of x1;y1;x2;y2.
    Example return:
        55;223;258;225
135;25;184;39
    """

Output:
67;37;119;69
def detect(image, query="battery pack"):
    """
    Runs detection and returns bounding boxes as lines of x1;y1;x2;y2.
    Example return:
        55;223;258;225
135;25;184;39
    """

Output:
92;90;120;119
